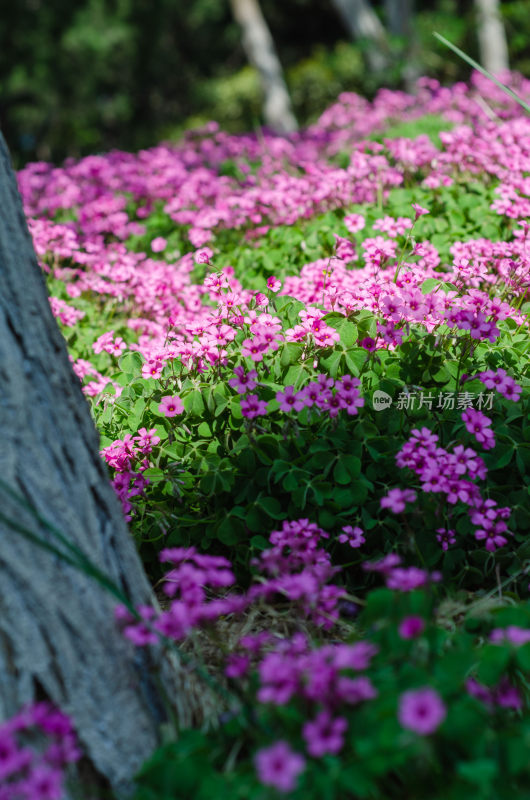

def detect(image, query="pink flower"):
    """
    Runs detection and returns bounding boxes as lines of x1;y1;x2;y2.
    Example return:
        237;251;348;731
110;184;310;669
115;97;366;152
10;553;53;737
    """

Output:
436;528;456;550
398;616;425;639
359;336;377;351
386;566;431;591
398;687;446;735
411;203;429;219
267;276;282;292
151;236;167;252
344;213;365;233
338;525;365;548
224;654;250;678
141;359;164;380
380;488;417;513
228;366;258;394
158;395;184;417
254;741;305;793
241;337;267;362
490;625;530;646
194;248;212;264
461;408;495;450
276;386;306;413
478;368;522;401
241;394;268;419
302;710;348;757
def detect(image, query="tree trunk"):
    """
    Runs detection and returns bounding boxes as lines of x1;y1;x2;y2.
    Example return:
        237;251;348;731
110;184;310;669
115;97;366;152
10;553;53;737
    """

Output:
384;0;420;92
0;132;196;797
229;0;298;134
474;0;509;75
331;0;391;73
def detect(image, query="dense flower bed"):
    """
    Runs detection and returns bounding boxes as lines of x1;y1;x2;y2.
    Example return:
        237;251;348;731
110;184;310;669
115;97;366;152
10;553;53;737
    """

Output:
9;72;530;798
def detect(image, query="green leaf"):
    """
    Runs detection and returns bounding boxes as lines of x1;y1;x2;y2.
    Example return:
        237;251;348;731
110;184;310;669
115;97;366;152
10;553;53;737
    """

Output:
477;644;511;685
330;318;358;348
118;351;143;375
217;515;245;546
457;759;497;789
320;349;343;378
434;32;530;115
515;642;530;672
334;460;351;485
344;349;366;376
142;467;165;482
280;342;303;366
183;389;205;417
420;277;441;294
257;496;284;519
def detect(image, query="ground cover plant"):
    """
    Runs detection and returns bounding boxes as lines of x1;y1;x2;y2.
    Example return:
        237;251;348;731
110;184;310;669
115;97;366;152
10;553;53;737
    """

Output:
5;70;530;798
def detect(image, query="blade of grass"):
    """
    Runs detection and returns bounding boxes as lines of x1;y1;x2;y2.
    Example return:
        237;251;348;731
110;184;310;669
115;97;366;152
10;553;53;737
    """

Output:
433;32;530;115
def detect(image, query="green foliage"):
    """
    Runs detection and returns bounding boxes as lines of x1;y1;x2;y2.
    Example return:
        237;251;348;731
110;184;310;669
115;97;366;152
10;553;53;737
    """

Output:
4;0;530;165
132;591;530;800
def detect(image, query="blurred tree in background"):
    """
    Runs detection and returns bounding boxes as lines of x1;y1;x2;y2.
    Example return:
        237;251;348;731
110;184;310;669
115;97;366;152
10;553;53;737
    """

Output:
0;0;525;167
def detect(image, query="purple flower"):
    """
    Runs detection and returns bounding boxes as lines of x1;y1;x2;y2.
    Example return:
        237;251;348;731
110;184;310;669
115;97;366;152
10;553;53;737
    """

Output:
398;616;425;639
228;366;258;394
474;520;509;551
436;528;456;551
479;368;522;401
490;626;530;646
398;687;446;735
386;567;431;592
411;203;429;219
338;525;365;548
276;385;306;412
254;741;305;793
302;710;348;758
359;336;377;351
380;488;417;513
495;677;523;710
241;393;268;419
461;408;495;450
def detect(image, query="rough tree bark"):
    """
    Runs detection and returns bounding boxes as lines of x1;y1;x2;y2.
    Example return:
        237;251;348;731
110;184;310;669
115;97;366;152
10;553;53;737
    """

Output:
330;0;391;73
229;0;298;134
474;0;509;75
0;133;197;797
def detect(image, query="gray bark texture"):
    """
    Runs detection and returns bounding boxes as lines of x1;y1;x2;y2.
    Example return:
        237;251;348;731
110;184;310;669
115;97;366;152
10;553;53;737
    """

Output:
0;132;196;798
331;0;391;72
230;0;298;134
475;0;509;75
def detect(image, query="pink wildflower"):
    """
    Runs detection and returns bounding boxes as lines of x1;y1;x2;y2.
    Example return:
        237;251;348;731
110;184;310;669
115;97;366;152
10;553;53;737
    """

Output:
241;394;268;419
461;408;495;450
302;710;348;758
411;203;429;219
276;386;306;413
380;488;417;513
267;276;282;292
398;616;425;639
158;395;184;417
151;236;167;252
398;687;446;735
228;366;258;394
338;526;365;548
254;741;305;793
194;248;212;264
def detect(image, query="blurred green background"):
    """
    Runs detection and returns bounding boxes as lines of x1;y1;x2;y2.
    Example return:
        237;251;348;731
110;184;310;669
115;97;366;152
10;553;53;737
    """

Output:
1;0;528;167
